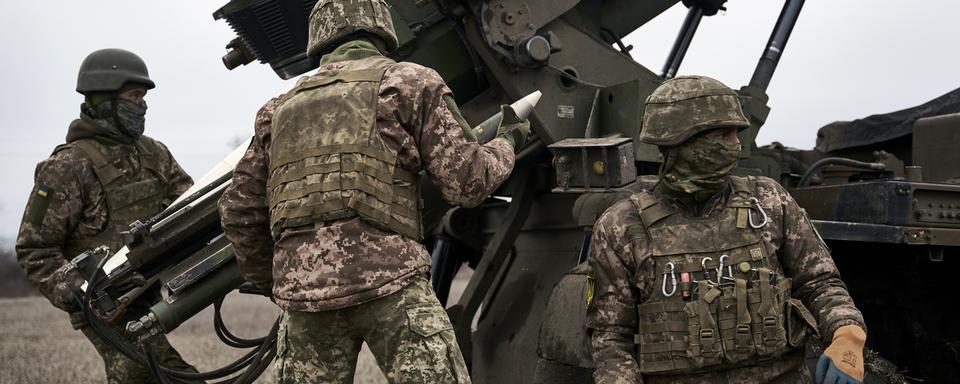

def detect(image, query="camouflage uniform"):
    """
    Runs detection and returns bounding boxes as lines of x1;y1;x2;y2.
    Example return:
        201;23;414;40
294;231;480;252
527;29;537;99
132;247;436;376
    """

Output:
276;276;470;383
587;76;865;384
15;48;197;384
15;113;197;383
218;16;517;383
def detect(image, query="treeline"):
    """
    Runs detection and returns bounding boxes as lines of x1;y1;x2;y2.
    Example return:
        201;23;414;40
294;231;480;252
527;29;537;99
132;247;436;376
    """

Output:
0;247;37;297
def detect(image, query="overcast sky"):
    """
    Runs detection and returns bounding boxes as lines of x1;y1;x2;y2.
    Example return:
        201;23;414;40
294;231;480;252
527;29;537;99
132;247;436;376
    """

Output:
1;1;958;245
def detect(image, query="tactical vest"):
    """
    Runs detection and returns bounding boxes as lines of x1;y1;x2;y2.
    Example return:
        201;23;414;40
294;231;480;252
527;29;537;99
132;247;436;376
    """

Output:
628;176;805;375
57;138;168;259
267;56;422;240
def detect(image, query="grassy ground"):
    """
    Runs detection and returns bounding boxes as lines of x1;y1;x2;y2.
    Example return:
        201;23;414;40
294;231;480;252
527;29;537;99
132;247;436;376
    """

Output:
0;270;469;383
0;293;387;384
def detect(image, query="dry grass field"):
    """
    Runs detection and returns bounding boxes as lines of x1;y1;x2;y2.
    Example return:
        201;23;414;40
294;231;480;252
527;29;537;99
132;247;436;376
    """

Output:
0;293;387;384
0;270;469;384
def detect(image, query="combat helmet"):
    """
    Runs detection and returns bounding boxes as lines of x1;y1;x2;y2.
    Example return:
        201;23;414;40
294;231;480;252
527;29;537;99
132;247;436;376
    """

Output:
639;75;749;147
307;0;399;58
76;48;155;94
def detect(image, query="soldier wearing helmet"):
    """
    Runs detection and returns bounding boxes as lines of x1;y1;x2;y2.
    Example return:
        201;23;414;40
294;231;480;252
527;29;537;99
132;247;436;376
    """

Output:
218;0;529;382
16;49;197;382
587;76;867;384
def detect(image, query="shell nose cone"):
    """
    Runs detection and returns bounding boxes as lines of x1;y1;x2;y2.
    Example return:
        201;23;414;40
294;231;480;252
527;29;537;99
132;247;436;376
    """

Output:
523;90;542;107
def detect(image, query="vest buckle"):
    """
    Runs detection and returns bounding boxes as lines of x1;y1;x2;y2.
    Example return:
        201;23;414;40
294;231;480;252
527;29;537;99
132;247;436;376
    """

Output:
700;329;716;356
762;315;779;345
736;324;752;352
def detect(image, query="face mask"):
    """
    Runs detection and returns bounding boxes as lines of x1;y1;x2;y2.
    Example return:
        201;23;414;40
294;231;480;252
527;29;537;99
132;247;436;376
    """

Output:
661;132;741;202
114;99;147;139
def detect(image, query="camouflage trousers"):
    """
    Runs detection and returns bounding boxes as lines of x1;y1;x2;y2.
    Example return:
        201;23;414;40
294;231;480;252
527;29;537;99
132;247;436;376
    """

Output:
81;323;200;384
275;276;471;383
643;350;811;384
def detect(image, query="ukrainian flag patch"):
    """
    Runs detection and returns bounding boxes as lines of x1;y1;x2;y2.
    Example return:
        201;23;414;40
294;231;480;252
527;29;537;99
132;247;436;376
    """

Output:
26;183;53;225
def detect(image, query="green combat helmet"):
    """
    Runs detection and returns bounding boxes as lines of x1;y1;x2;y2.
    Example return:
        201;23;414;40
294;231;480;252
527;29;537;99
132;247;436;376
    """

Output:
639;75;749;147
76;48;155;94
306;0;399;58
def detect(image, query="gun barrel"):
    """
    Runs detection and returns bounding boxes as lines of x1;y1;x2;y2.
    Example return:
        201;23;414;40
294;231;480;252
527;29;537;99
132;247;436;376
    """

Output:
661;6;704;79
748;0;805;91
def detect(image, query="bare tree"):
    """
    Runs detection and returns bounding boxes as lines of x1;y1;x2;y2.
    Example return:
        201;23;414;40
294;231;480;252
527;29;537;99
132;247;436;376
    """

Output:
0;246;37;297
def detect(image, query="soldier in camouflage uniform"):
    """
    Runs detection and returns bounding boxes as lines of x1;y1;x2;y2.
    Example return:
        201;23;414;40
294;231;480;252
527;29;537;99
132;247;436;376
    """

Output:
587;76;867;384
15;48;198;383
217;1;529;383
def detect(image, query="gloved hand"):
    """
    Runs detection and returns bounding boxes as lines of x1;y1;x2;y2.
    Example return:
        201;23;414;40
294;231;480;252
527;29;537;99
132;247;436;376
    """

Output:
494;104;531;152
815;325;866;384
54;267;86;312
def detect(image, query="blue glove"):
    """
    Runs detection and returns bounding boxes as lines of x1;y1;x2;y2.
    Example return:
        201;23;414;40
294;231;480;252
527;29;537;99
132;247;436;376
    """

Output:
815;353;863;384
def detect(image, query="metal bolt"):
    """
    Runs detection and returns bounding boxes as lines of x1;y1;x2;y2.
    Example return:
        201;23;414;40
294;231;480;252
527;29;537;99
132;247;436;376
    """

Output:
592;161;606;175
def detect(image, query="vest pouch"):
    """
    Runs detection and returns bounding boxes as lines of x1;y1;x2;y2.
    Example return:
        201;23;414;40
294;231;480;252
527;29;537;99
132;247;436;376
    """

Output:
748;271;788;356
786;298;819;348
635;301;692;373
685;281;722;367
718;278;755;363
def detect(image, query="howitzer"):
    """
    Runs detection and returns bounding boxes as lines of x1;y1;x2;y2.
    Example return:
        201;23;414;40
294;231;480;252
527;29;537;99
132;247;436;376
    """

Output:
69;87;543;383
73;0;960;381
208;1;817;382
71;140;280;383
210;0;794;381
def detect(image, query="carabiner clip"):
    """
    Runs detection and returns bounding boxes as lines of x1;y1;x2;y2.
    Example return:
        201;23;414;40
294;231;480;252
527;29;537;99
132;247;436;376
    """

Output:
717;254;733;284
662;262;678;297
748;197;769;229
700;256;714;284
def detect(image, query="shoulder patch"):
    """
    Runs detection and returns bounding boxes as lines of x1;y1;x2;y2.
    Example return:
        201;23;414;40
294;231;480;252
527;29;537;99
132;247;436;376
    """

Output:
25;183;54;225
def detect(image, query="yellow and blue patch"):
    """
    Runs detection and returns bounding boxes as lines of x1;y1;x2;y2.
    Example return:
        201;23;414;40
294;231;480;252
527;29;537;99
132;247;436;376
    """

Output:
26;183;53;225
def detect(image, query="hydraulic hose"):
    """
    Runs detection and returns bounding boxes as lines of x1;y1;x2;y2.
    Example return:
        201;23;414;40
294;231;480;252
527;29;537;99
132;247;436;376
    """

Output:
82;254;278;384
214;297;267;348
797;157;886;187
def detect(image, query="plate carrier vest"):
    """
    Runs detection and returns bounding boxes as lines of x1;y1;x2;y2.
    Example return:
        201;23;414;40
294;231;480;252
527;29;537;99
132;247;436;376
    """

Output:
56;138;168;259
267;56;422;240
628;176;813;375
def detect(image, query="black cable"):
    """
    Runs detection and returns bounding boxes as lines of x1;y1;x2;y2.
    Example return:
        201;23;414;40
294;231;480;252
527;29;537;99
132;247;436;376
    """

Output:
214;297;265;348
81;255;277;383
144;344;175;384
797;157;885;187
546;64;604;88
213;320;279;384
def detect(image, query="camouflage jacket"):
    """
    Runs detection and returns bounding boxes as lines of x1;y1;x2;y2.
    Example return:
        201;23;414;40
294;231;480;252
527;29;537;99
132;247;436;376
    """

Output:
219;40;515;312
587;176;865;384
16;115;192;315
